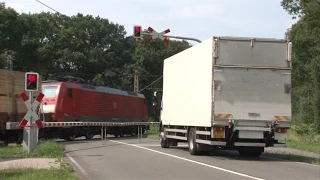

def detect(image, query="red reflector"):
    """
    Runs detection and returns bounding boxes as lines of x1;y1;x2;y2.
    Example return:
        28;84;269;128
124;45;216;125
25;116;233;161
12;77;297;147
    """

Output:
276;128;287;133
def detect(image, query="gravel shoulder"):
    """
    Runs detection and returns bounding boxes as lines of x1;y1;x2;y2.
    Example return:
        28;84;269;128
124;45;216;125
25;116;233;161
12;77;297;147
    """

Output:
265;147;320;159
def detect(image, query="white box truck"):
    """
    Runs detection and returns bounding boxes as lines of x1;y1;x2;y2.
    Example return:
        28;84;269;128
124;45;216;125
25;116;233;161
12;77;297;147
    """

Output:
157;36;292;157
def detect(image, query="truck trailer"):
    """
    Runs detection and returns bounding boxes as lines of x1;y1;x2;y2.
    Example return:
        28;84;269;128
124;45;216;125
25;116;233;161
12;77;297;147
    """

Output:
158;36;292;156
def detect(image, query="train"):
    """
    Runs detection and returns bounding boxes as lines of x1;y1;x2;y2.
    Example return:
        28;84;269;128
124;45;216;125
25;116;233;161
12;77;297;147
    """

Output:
0;73;149;144
39;80;149;141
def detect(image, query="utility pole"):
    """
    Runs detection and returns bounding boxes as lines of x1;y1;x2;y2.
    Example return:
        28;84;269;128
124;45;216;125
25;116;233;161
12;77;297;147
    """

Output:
134;70;139;93
6;50;14;70
132;25;202;93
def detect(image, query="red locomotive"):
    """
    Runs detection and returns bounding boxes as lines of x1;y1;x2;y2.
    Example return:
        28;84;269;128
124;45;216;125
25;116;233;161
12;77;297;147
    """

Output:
39;80;149;141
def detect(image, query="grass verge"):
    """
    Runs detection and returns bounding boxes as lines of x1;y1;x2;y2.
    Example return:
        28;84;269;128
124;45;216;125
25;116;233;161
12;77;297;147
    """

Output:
147;123;160;140
0;140;77;180
279;130;320;154
263;153;320;166
0;140;65;158
0;168;77;180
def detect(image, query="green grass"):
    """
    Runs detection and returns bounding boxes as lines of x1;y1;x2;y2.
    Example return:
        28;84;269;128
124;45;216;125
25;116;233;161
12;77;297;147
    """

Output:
147;123;160;139
0;140;65;158
263;153;320;166
279;130;320;154
0;140;77;180
0;168;77;180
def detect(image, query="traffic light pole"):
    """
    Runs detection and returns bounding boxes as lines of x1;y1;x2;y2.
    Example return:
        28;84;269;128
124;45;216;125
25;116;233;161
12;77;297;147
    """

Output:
142;32;202;43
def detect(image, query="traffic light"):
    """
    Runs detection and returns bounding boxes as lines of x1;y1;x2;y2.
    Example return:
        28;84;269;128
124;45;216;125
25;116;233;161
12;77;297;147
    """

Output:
133;25;142;38
25;72;39;91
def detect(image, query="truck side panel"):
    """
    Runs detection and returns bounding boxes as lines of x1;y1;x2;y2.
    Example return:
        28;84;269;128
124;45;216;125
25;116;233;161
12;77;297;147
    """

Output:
162;38;213;127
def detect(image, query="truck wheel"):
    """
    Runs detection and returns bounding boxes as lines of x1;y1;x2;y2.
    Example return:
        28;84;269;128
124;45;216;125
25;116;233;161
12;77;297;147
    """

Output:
160;126;169;148
160;136;169;148
188;128;200;155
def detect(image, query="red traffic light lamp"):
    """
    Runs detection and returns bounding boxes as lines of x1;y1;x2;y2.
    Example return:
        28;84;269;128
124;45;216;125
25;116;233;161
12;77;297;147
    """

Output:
133;25;142;38
28;74;37;82
25;72;39;91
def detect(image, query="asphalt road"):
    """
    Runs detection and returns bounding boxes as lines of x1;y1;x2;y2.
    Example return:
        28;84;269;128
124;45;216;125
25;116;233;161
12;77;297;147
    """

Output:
64;136;320;180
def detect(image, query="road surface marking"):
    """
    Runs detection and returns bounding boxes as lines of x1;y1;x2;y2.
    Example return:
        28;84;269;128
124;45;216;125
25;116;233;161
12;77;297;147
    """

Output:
133;144;162;147
66;153;90;179
133;144;188;147
110;140;265;180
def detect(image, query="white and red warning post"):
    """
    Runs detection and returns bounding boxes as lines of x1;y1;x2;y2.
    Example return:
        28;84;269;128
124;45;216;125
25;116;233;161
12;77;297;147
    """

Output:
19;92;44;129
20;72;43;153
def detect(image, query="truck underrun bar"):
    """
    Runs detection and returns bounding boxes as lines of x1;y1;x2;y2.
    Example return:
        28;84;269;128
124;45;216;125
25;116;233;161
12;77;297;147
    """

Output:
214;65;291;70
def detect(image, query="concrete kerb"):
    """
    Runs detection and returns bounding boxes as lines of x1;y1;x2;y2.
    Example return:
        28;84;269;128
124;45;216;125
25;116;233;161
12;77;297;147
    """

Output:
0;157;61;170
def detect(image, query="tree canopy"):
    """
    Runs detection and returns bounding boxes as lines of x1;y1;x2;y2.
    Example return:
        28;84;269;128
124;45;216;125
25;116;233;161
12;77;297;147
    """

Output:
0;2;191;117
281;0;320;133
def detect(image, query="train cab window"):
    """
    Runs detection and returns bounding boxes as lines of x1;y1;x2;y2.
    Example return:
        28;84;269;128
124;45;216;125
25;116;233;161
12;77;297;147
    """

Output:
42;86;58;98
68;88;73;98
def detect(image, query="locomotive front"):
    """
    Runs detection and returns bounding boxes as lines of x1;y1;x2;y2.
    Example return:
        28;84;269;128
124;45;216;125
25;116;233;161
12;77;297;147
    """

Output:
40;82;61;122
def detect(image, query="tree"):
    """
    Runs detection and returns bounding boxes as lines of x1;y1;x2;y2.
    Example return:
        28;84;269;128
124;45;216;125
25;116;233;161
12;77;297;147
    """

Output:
281;0;320;133
0;2;192;119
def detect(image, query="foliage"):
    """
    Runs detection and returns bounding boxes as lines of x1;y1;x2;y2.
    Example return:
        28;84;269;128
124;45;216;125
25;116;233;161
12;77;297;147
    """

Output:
0;2;191;118
281;0;320;19
281;0;320;133
147;123;160;139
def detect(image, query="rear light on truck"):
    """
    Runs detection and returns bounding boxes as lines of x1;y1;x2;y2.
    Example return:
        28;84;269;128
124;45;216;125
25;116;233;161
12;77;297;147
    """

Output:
275;128;287;133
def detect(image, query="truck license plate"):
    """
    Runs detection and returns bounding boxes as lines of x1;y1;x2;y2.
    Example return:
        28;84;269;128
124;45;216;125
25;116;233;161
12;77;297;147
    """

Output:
214;131;225;138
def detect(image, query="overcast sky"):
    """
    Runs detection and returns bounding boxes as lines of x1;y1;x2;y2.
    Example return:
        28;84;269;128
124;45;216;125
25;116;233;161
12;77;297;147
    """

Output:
4;0;296;45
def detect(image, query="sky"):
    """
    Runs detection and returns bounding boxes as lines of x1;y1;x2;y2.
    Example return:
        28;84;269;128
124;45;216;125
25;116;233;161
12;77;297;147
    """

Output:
3;0;296;45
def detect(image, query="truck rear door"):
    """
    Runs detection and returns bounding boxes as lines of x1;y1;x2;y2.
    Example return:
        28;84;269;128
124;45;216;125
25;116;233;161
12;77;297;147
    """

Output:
213;37;292;127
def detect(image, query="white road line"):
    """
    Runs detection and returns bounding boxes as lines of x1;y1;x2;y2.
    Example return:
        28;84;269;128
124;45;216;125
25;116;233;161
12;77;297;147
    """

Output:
110;140;265;180
66;153;90;179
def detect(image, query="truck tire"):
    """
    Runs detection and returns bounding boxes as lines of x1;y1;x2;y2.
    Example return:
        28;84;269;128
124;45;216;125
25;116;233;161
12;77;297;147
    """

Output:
188;127;200;155
160;126;169;148
160;136;169;148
